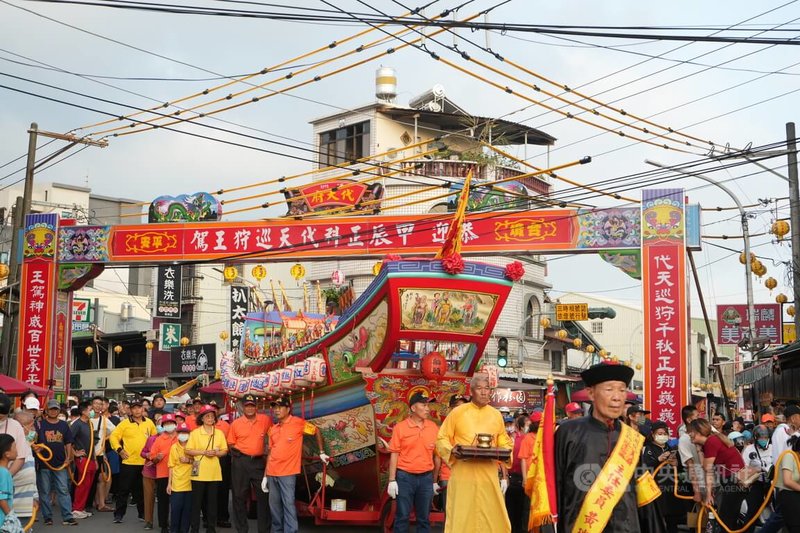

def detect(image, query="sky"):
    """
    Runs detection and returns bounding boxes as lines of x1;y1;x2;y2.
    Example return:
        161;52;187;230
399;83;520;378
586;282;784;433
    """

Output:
0;0;798;329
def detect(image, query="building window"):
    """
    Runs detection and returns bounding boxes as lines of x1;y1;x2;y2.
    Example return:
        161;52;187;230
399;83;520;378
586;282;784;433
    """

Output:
525;296;542;338
551;350;562;372
319;121;370;166
542;349;550;361
699;347;707;380
591;321;603;334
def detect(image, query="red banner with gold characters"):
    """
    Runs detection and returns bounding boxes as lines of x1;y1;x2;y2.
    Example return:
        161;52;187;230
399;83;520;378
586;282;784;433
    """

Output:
642;190;688;434
18;213;58;390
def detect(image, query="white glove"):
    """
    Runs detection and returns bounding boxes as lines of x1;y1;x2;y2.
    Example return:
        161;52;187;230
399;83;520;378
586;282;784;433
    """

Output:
433;482;441;495
387;480;399;499
500;478;508;495
261;477;269;493
319;453;330;465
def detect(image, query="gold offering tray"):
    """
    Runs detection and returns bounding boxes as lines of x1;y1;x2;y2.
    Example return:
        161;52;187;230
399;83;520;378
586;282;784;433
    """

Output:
454;444;511;461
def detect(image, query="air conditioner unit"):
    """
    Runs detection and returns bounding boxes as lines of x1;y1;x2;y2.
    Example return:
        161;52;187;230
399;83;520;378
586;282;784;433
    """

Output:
96;377;108;389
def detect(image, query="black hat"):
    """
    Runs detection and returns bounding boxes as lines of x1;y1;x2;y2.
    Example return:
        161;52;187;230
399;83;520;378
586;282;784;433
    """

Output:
241;395;257;406
650;421;669;434
0;394;11;415
153;394;165;401
581;361;634;387
785;404;800;418
627;405;651;416
130;398;143;407
448;394;469;407
270;397;292;408
409;391;435;406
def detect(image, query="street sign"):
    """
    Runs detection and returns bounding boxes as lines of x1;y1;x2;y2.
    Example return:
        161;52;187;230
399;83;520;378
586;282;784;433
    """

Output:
555;303;588;321
155;266;182;318
170;343;216;374
716;304;781;345
784;323;796;344
159;323;181;352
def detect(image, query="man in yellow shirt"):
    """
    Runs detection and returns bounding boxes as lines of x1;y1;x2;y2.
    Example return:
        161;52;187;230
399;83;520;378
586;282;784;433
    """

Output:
436;374;513;533
109;398;157;524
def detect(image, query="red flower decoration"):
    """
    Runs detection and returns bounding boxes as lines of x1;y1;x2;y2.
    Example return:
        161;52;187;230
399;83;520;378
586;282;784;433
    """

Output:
384;254;402;261
504;261;525;281
441;253;465;275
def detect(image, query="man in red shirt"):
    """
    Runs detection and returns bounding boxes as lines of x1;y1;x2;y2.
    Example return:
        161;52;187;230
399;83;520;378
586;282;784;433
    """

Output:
262;397;329;533
387;391;441;533
227;395;272;533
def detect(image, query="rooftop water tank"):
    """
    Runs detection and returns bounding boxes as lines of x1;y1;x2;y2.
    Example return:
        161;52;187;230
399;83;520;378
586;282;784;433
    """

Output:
375;66;397;102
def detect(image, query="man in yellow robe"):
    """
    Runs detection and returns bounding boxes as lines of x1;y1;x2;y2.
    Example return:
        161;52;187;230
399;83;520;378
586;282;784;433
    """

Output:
436;374;513;533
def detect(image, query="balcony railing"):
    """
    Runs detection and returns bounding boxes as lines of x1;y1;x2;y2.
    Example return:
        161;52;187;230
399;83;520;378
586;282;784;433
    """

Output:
397;159;551;196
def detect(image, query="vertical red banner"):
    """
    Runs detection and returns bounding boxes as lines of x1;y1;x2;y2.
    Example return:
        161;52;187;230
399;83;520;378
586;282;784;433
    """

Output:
53;291;73;395
642;190;688;434
17;213;58;391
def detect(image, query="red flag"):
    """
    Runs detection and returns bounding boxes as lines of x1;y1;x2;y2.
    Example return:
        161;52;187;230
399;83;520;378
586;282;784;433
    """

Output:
525;382;558;528
435;171;472;259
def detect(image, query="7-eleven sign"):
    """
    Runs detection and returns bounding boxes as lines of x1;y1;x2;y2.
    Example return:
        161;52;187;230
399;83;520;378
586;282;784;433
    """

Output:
72;298;91;322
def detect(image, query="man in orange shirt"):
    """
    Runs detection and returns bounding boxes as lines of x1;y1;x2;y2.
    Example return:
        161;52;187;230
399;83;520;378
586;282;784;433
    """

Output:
149;413;178;533
262;397;329;533
387;391;441;533
227;395;272;533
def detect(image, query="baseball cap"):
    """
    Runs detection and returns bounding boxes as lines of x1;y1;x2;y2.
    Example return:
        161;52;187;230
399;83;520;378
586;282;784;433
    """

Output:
530;411;542;423
448;394;469;407
565;402;581;413
270;397;292;408
161;413;176;424
741;430;753;441
241;394;257;406
503;415;514;423
728;431;744;441
408;391;435;406
46;399;60;410
176;423;191;433
627;405;651;416
130;398;143;407
761;413;776;423
152;394;165;401
174;410;186;419
24;397;40;410
784;405;800;418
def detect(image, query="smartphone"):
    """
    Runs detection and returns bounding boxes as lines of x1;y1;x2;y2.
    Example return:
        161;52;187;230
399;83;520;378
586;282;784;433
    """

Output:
191;461;200;477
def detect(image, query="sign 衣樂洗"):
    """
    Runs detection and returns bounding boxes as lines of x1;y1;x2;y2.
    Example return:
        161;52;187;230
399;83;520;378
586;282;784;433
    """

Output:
170;343;216;374
230;286;249;354
716;304;781;345
555;303;588;322
155;265;182;318
159;322;181;352
72;298;91;322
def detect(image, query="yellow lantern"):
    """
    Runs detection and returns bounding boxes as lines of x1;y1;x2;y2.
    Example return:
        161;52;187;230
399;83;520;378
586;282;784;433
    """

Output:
0;295;6;309
113;345;123;355
0;263;8;280
739;251;755;265
572;337;582;349
788;305;796;317
611;355;618;363
145;341;154;351
599;349;608;358
765;277;778;292
223;265;238;282
85;346;93;356
290;263;306;281
771;220;790;241
635;363;642;370
777;293;788;304
219;331;229;341
540;317;551;329
372;262;383;276
180;336;190;346
557;329;568;340
586;345;595;353
251;265;267;281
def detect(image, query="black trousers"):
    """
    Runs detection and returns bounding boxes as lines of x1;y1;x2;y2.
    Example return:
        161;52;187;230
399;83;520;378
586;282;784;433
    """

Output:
230;454;270;533
505;472;529;533
114;463;144;520
156;477;170;529
191;480;218;533
216;455;231;522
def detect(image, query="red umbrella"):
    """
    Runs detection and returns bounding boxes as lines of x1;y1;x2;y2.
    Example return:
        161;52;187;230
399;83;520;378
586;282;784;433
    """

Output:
0;375;50;396
198;380;224;394
570;388;639;403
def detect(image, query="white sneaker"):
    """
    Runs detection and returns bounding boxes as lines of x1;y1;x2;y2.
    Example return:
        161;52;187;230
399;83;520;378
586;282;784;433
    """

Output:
72;510;90;519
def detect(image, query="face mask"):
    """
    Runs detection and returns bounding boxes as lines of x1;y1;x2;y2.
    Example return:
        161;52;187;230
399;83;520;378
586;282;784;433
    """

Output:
26;431;36;443
163;424;176;433
637;418;646;426
89;410;96;419
757;439;769;449
156;425;164;434
57;415;66;422
654;435;669;445
178;434;189;443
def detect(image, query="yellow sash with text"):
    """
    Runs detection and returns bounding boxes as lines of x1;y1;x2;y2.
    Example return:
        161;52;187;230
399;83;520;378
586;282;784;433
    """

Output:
573;423;645;533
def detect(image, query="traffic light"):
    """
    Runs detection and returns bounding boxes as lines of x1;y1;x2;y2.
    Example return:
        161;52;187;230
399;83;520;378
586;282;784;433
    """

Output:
587;307;617;319
497;337;509;368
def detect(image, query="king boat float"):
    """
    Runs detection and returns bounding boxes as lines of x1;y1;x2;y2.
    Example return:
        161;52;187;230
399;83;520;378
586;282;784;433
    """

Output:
220;257;517;528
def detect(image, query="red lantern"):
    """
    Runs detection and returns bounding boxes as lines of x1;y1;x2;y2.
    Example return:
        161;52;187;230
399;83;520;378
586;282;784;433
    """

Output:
420;351;447;382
